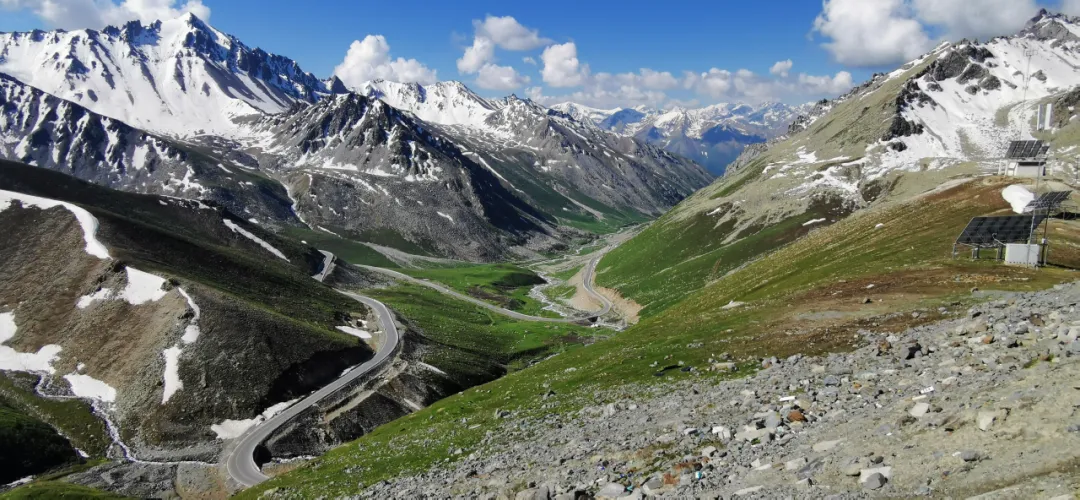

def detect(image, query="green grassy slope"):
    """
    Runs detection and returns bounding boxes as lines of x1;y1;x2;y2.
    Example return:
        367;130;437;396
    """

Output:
239;177;1079;499
594;57;939;316
282;227;398;268
368;284;601;382
0;400;79;484
0;373;109;459
0;482;130;499
400;264;558;318
597;195;848;316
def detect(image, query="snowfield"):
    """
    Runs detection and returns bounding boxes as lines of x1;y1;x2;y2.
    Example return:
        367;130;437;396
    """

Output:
224;219;290;261
161;346;184;404
118;267;168;305
63;373;118;402
0;312;62;373
336;325;373;340
0;190;110;259
210;399;298;439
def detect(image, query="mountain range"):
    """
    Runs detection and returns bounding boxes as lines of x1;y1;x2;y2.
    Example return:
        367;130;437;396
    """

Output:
0;13;712;261
599;8;1080;314
550;100;812;174
4;6;1080;500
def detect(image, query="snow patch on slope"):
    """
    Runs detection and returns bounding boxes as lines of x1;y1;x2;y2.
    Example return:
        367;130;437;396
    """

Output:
224;219;290;261
0;190;110;259
176;288;202;344
118;267;168;305
76;288;113;309
161;346;184;404
0;312;62;373
210;399;298;439
336;326;372;340
63;373;117;402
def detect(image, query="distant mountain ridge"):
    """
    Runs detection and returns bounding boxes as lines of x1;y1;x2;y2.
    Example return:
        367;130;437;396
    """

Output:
551;101;813;174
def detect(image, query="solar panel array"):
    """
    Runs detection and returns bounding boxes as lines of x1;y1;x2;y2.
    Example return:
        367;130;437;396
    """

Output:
956;215;1046;247
1024;191;1072;212
1006;140;1051;159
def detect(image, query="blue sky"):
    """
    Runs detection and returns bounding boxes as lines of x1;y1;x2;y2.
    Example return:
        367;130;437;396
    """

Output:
1;0;1075;107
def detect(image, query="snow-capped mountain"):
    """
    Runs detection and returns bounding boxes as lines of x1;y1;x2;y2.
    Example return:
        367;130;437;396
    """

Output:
0;71;296;221
0;13;339;137
0;15;712;261
550;100;811;174
354;80;712;216
360;79;497;129
875;10;1080;167
549;102;622;126
681;8;1080;248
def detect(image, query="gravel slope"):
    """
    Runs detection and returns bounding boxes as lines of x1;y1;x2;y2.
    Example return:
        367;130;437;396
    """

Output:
347;283;1080;499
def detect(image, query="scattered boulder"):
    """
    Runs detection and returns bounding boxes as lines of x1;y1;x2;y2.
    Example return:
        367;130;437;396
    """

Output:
597;482;625;499
910;403;931;418
863;472;887;490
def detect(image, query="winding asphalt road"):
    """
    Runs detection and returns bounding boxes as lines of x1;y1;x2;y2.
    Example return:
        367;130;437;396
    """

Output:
225;290;400;487
580;251;614;317
359;249;612;322
225;248;613;487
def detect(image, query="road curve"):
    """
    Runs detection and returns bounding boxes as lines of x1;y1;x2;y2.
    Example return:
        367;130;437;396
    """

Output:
225;290;400;487
580;251;614;317
225;248;612;487
359;254;612;323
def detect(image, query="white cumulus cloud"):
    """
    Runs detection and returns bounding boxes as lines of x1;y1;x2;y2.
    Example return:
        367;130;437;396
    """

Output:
473;15;551;50
456;15;541;90
541;42;589;87
911;0;1039;40
333;35;437;87
770;60;793;78
797;71;854;95
457;36;495;74
684;67;854;102
813;0;1042;67
522;56;537;65
0;0;210;29
475;63;531;90
813;0;933;67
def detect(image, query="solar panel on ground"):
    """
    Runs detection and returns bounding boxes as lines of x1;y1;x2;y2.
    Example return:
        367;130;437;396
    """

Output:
956;215;1046;247
1024;191;1072;212
1006;140;1050;159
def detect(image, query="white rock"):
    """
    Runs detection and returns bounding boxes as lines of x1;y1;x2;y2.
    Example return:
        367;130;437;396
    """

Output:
812;440;842;452
785;457;808;470
597;482;625;498
910;402;931;418
858;467;893;483
734;486;764;496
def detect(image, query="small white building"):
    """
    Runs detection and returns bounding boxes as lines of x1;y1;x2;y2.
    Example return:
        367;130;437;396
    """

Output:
1002;140;1051;178
1004;243;1043;266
